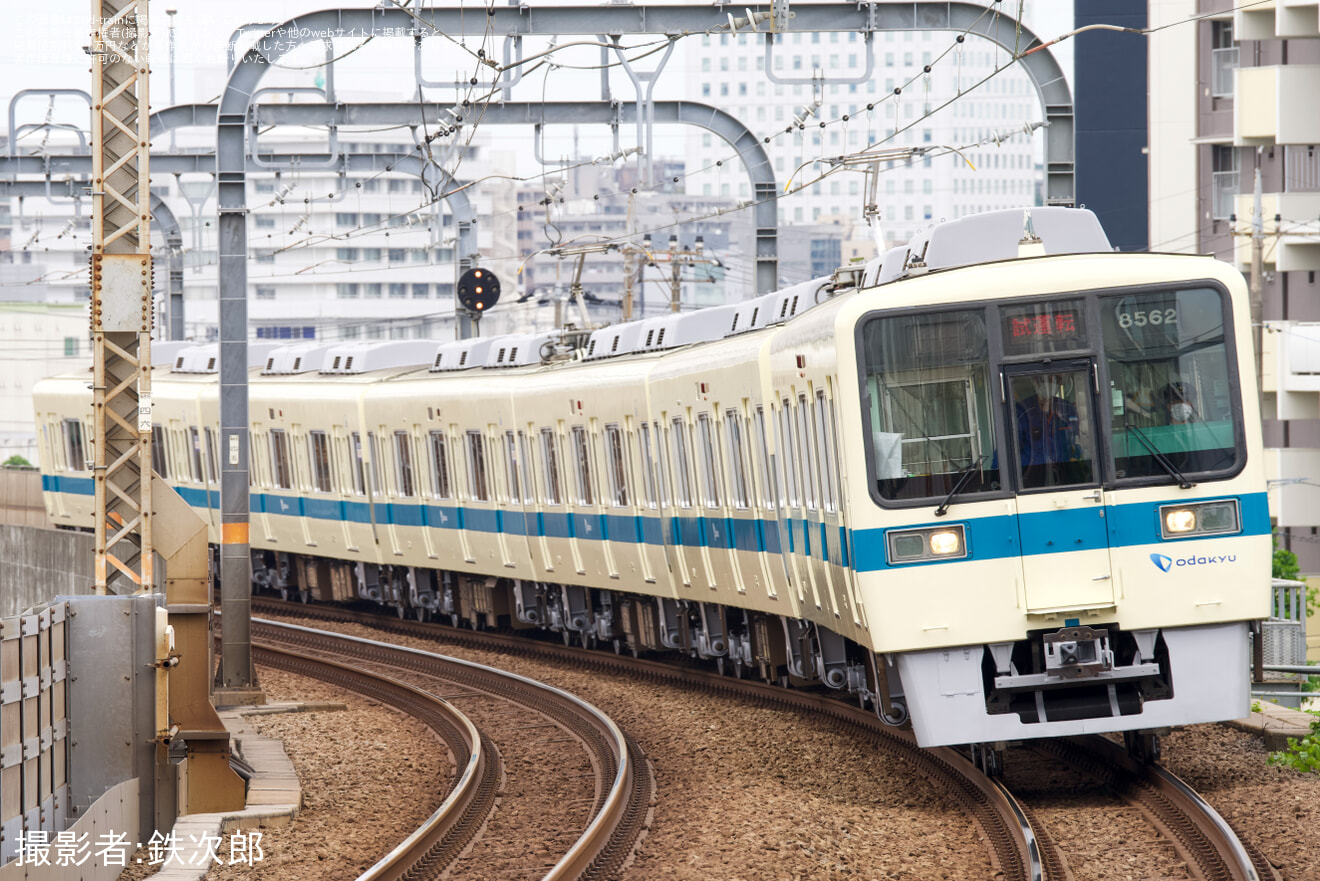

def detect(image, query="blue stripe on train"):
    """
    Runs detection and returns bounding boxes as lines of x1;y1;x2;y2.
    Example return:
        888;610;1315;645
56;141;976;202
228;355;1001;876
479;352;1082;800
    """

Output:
41;474;1269;573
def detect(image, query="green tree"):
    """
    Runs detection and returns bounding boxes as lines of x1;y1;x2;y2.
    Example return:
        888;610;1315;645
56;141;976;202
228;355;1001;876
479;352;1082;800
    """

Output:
1275;534;1301;581
2;455;31;468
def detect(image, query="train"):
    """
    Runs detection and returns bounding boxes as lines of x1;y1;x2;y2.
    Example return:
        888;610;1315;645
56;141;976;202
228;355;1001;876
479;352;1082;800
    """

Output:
34;207;1272;757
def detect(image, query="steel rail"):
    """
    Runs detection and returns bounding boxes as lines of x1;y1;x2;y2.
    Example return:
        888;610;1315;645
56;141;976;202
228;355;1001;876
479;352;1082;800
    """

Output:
1035;736;1279;881
251;599;1034;880
252;618;648;881
250;641;497;881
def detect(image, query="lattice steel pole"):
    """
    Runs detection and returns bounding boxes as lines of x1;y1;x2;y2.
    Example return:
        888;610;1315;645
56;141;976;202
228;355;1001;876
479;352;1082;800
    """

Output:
90;0;154;596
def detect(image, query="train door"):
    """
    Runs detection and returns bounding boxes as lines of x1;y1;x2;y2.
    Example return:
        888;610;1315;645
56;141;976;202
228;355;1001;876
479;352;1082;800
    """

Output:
1003;360;1114;612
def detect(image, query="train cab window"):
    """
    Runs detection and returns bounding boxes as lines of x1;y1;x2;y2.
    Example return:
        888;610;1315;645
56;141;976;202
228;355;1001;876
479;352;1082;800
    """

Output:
1102;288;1239;480
723;410;750;509
466;431;490;502
151;426;170;479
204;428;219;484
504;431;522;504
269;429;292;490
394;431;416;498
429;431;452;499
605;424;630;507
638;423;658;508
860;309;1000;502
62;419;86;472
696;414;722;509
571;426;595;506
670;418;694;508
540;428;563;505
188;427;204;483
309;431;334;493
1007;369;1098;490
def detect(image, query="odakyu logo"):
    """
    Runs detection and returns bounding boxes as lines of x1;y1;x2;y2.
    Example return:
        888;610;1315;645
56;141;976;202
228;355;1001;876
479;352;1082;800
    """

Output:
1150;552;1236;572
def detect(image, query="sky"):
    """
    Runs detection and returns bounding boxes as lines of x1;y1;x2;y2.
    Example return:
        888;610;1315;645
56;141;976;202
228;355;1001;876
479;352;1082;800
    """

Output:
1;1;1074;169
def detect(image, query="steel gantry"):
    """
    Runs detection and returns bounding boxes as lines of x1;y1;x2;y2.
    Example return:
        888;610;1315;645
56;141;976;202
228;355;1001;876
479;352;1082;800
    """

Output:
200;1;1072;689
90;0;154;596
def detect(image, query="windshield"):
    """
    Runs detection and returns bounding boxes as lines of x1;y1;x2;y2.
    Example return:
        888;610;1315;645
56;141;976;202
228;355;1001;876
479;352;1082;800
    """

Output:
1103;287;1238;478
860;309;1001;501
858;285;1242;504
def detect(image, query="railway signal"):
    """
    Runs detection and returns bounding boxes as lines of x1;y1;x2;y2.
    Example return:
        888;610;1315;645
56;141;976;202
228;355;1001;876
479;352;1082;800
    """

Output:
458;267;501;313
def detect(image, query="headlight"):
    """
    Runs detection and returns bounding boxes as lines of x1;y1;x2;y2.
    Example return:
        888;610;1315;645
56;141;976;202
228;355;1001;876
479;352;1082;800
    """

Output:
886;525;967;564
1164;509;1196;533
1159;499;1241;540
929;531;963;555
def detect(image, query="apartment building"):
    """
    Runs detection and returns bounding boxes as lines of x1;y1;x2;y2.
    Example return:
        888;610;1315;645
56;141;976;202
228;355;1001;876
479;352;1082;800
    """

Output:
1151;0;1320;569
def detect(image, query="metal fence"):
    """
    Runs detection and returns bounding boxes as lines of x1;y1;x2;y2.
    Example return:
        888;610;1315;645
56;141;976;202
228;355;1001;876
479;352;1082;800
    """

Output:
1263;578;1309;668
0;604;69;865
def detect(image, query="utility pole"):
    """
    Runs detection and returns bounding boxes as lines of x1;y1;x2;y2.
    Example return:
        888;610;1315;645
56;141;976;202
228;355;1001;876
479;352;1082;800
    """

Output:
622;193;636;320
646;233;722;313
90;0;153;596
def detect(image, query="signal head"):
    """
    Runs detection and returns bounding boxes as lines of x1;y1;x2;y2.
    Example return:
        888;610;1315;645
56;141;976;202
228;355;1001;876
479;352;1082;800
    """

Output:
457;267;501;313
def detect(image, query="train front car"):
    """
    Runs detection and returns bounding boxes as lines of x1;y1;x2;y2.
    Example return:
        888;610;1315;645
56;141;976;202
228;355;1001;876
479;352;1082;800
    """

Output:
841;214;1270;749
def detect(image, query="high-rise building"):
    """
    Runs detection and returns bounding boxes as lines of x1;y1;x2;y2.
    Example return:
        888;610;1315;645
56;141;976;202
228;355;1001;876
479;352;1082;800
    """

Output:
682;9;1047;248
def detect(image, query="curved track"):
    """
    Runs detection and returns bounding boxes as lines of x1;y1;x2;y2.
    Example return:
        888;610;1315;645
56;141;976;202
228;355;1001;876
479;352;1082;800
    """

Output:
251;599;1037;880
251;618;654;881
1019;736;1280;881
252;642;499;881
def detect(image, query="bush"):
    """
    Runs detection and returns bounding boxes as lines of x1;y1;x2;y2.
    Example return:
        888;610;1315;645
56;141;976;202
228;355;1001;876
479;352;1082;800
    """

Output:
2;455;31;468
1270;713;1320;773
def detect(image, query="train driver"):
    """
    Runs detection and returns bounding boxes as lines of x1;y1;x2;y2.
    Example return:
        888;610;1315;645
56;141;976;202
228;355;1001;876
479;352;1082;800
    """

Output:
1014;373;1084;485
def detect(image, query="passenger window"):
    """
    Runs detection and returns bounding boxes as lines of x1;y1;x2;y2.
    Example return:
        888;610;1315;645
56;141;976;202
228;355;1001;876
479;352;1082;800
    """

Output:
571;426;594;506
309;430;334;493
540;428;563;505
504;431;522;504
778;401;799;508
518;431;536;503
269;429;292;490
670;417;694;508
795;396;816;511
152;425;171;480
723;410;749;509
429;431;452;499
62;418;86;472
654;421;673;508
367;432;383;497
466;430;489;502
393;431;415;498
350;432;367;496
204;427;219;484
605;424;630;507
753;407;776;511
815;391;836;513
189;427;204;483
638;423;658;508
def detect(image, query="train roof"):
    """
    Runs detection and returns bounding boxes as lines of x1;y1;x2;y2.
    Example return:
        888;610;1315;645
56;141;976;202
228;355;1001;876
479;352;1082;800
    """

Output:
149;208;1129;384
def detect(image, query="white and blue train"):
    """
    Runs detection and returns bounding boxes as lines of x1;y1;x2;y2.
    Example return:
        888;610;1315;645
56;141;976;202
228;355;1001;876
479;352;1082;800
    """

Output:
35;208;1272;750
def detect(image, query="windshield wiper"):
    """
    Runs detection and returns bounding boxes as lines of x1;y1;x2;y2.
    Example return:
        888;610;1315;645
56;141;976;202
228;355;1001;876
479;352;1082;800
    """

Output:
935;455;986;517
1123;421;1193;489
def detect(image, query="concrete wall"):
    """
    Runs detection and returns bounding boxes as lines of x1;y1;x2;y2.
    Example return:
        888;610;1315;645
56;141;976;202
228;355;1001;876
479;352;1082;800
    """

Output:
0;526;93;618
0;470;49;530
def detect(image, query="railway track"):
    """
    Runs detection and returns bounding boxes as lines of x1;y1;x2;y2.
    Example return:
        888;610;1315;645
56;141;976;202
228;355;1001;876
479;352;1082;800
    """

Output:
248;617;654;881
1015;736;1280;881
248;597;1277;881
251;641;499;881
